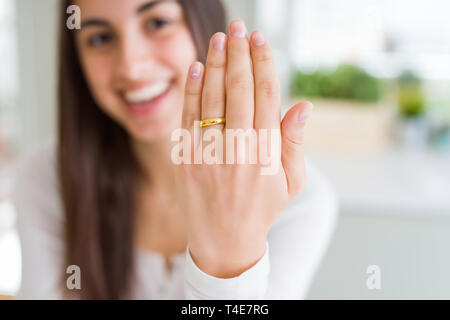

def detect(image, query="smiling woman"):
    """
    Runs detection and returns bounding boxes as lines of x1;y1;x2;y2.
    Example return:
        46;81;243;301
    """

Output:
14;0;338;300
57;0;225;299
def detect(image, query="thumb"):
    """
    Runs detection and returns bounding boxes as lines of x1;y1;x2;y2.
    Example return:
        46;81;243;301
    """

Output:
281;101;313;197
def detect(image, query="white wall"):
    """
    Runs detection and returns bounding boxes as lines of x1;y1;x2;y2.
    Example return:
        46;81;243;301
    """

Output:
15;0;59;155
223;0;257;30
308;213;450;299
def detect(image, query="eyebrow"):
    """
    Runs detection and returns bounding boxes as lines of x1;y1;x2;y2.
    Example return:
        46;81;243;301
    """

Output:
81;19;109;29
80;0;171;29
137;0;170;14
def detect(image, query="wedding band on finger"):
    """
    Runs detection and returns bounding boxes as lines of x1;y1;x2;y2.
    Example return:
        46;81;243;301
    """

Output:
200;117;226;128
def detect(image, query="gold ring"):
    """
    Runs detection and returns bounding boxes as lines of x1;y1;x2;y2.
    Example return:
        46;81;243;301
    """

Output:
200;117;226;128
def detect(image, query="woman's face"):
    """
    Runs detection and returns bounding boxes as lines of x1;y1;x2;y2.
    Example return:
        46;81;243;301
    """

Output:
75;0;197;141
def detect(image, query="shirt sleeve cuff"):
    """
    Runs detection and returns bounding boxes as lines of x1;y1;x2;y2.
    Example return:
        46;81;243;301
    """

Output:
184;242;270;300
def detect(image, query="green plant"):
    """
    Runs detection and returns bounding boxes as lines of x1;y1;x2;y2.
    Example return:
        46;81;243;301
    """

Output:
396;71;426;118
290;64;381;103
397;88;425;118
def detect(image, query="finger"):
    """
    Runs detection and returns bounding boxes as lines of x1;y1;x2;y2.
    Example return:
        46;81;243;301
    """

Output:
225;19;254;130
281;102;313;197
182;62;204;130
250;30;281;130
202;32;228;131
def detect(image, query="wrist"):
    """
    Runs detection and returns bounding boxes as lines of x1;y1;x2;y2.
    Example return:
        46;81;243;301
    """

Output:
188;238;267;278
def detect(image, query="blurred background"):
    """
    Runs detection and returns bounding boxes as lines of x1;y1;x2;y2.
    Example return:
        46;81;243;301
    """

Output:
0;0;449;299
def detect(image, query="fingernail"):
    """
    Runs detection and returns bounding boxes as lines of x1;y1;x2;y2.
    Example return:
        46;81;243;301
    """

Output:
297;103;314;123
213;33;226;51
230;20;247;38
190;62;202;79
252;31;265;46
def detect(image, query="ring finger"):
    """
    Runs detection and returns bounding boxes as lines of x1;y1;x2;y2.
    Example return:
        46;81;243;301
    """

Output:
201;32;228;131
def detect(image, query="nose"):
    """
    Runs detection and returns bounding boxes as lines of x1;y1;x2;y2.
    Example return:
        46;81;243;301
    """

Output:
115;32;155;83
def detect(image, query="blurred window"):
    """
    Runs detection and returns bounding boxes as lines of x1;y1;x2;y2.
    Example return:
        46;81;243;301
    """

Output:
291;0;450;80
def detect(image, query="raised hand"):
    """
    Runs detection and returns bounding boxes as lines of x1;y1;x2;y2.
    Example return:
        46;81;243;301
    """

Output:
176;19;313;278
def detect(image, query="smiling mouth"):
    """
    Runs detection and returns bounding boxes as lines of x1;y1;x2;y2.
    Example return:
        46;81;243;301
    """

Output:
120;80;174;115
123;80;173;105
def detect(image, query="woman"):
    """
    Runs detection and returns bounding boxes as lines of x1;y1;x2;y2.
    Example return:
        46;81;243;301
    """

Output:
15;0;338;299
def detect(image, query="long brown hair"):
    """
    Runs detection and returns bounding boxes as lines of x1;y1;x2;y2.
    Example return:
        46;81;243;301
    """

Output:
58;0;226;299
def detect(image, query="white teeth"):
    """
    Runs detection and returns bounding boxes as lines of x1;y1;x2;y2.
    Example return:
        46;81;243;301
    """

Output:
125;81;170;104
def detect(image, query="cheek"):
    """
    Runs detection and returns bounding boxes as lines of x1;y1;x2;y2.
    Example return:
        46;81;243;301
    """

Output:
80;53;116;104
162;29;198;86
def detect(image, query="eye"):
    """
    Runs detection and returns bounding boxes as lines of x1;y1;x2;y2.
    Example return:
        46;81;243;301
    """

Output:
146;18;170;31
87;32;113;47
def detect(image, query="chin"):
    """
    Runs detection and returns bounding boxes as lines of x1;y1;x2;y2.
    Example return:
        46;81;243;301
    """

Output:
126;108;183;143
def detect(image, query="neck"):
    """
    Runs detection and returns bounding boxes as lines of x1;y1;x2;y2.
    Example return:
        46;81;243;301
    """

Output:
131;135;177;190
131;135;187;256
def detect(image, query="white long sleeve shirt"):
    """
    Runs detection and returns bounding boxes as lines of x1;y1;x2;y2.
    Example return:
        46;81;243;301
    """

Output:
14;143;338;299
